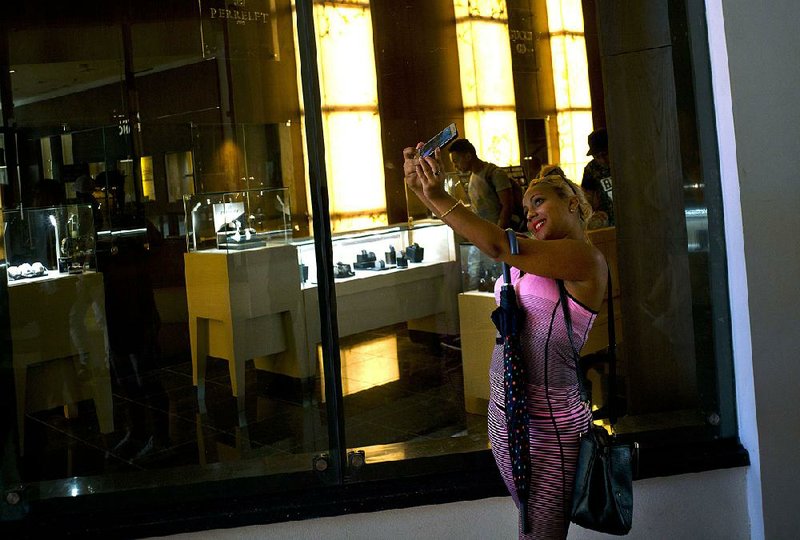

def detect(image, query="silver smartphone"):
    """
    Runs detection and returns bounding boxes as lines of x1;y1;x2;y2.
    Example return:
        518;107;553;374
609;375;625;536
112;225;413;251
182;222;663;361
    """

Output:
418;123;458;158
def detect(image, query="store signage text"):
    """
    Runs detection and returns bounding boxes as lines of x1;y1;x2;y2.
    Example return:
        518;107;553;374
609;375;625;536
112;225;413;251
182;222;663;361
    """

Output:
208;0;269;26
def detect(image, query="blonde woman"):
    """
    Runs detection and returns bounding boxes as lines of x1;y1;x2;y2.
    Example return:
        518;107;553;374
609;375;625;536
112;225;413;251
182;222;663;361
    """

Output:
404;146;607;539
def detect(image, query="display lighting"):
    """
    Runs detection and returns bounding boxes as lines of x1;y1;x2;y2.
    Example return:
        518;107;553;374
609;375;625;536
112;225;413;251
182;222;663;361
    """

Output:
49;214;60;269
293;0;387;232
453;0;520;167
545;0;593;182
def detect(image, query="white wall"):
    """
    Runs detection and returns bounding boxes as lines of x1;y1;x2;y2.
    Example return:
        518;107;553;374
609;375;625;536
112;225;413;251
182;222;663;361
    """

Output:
162;468;749;540
710;0;800;538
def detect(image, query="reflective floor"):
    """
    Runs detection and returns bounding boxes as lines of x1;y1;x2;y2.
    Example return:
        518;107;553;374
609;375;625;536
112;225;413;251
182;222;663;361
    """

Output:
16;324;489;485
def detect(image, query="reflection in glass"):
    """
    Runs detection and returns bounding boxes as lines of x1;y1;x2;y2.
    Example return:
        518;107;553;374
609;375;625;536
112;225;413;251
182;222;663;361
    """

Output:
166;151;194;202
0;1;733;518
140;156;156;201
184;187;292;252
319;335;401;399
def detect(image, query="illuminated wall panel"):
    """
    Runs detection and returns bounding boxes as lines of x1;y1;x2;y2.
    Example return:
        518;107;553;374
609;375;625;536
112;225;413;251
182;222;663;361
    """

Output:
293;0;386;232
453;0;519;166
546;0;592;182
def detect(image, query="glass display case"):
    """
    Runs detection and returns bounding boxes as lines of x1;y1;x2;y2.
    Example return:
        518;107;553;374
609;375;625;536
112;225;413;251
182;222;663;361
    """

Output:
183;187;292;252
2;203;97;281
459;242;503;293
294;220;456;286
443;171;472;209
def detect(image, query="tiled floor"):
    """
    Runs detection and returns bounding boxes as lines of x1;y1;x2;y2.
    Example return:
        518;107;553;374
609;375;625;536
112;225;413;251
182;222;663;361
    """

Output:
17;324;489;486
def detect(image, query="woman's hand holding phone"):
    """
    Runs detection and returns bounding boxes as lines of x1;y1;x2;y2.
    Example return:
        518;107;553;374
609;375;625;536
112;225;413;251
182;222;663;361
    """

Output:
404;123;457;199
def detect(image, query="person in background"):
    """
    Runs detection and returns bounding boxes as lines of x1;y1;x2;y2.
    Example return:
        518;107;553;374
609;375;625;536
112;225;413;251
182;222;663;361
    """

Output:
94;169;167;460
447;138;519;230
581;128;614;228
404;144;606;539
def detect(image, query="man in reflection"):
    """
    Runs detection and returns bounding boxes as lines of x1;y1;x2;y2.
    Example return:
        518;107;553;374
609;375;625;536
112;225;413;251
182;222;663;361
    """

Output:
95;170;168;460
581;127;614;228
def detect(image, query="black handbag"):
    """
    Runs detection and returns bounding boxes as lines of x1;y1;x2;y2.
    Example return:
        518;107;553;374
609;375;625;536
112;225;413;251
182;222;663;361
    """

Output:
571;424;634;535
556;273;637;535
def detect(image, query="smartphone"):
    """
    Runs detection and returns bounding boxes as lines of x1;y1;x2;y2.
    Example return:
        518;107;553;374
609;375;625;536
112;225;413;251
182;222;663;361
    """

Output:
418;123;458;158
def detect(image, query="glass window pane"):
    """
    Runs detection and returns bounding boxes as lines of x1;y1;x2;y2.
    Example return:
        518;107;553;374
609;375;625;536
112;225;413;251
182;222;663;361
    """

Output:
0;0;734;526
0;0;331;498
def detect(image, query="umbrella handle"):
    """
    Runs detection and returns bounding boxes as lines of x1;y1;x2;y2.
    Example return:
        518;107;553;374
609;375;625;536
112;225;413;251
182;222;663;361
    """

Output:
501;228;519;285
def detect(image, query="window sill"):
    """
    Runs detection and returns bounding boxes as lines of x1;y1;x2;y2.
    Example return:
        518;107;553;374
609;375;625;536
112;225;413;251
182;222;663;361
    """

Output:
2;436;748;538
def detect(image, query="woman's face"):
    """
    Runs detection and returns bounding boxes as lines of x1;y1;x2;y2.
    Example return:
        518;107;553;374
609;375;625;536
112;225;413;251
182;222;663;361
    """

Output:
523;183;575;240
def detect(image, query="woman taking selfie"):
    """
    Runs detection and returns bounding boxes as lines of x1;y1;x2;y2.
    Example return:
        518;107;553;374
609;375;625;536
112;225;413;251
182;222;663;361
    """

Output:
403;144;607;539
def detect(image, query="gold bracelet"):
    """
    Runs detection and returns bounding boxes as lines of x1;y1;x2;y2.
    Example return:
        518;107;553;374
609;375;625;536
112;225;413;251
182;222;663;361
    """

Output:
439;200;463;219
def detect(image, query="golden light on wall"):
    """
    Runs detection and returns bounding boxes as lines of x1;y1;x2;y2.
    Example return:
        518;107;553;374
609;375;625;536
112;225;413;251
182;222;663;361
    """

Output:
546;0;592;182
292;0;387;232
212;140;244;189
140;156;155;201
453;0;519;166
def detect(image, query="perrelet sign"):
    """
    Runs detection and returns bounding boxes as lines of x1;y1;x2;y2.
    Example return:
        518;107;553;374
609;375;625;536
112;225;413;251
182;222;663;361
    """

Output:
207;0;269;26
201;0;278;59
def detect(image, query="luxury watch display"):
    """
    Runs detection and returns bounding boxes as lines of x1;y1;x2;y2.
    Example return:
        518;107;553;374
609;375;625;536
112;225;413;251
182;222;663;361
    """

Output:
184;187;292;252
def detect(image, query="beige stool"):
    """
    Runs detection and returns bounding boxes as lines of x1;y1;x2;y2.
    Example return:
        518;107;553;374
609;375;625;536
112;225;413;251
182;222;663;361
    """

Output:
184;244;308;410
9;272;114;455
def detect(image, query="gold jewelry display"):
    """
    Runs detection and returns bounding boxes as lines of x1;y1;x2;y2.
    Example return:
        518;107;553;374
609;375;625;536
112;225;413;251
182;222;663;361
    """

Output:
439;200;463;219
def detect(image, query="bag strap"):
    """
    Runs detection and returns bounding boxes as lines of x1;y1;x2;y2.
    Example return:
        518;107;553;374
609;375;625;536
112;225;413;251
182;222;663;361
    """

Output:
557;280;590;405
557;267;617;423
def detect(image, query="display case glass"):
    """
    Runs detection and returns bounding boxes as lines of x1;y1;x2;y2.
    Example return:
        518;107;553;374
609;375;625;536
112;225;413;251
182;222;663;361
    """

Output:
2;203;97;282
459;242;503;293
183;187;292;252
443;171;472;208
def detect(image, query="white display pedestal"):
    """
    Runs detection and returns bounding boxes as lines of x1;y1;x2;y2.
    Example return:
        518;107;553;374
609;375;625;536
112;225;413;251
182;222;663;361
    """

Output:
184;244;307;408
184;222;462;408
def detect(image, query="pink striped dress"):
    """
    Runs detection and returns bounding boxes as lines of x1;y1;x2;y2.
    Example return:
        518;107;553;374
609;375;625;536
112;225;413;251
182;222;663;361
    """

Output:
489;268;595;539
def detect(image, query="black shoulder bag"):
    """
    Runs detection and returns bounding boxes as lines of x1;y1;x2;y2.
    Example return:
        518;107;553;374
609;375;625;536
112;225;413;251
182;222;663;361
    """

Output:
555;274;637;536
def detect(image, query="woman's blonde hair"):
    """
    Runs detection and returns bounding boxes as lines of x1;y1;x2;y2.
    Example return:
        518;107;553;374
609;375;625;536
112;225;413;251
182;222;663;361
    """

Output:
528;173;593;229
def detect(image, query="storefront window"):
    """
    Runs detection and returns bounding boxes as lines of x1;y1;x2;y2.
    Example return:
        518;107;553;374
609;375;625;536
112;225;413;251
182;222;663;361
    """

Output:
0;0;737;531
